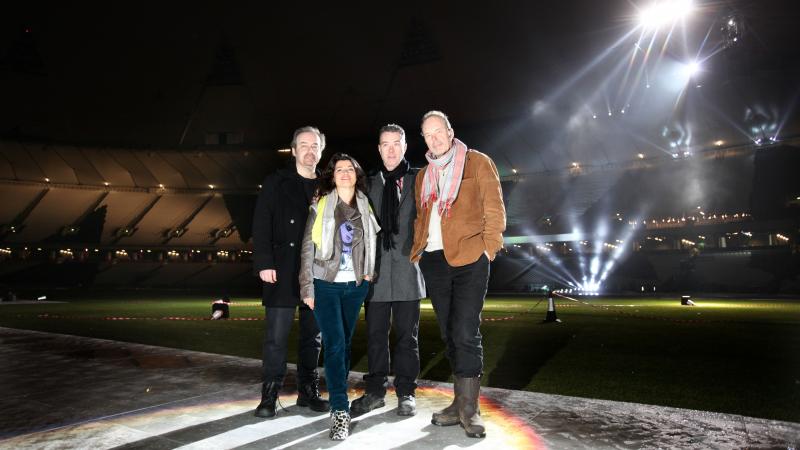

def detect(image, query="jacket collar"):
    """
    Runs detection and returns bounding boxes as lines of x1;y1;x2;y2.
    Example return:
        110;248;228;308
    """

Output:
277;158;320;180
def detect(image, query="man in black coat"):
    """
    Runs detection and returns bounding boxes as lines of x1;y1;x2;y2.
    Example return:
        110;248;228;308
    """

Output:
351;124;426;417
252;126;329;418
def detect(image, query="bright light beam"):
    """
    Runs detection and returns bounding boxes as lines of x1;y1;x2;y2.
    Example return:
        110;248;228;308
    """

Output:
546;27;640;103
638;0;694;31
681;61;700;78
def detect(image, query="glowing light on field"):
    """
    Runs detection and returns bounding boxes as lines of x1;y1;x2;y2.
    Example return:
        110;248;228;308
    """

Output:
3;387;543;449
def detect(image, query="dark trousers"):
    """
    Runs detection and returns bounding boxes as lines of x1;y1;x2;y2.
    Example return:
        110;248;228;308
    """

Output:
419;250;489;378
363;300;421;397
262;305;322;386
312;279;369;412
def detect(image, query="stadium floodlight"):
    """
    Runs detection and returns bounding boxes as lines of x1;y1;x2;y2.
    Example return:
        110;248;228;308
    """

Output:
638;0;693;30
681;61;700;78
581;280;601;294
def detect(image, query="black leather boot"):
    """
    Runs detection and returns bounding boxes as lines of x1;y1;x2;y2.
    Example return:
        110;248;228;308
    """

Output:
254;381;280;418
297;377;330;412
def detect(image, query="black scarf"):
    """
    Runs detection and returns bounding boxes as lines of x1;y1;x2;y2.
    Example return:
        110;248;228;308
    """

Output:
380;159;410;250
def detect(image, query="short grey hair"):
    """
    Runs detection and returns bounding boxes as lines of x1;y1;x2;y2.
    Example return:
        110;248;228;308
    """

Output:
291;126;326;150
378;123;406;142
420;110;453;131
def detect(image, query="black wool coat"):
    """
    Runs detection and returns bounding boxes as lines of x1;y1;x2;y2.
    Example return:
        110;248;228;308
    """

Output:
252;165;317;307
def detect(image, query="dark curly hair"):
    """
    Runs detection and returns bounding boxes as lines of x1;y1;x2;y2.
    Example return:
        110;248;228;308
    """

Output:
316;153;368;201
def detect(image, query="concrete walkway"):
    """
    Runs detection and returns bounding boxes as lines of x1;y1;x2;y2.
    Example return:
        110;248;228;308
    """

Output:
0;327;797;449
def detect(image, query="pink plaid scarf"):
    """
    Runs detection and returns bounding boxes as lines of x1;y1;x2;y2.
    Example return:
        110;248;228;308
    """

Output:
420;138;468;216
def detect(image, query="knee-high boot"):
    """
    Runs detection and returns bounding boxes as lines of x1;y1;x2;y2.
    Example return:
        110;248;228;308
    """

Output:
457;376;485;438
431;377;461;426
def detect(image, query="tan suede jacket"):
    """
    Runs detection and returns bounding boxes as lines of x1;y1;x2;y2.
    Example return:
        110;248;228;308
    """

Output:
410;149;506;267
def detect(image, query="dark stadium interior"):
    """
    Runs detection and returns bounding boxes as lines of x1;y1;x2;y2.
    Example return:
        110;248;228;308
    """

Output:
1;3;800;449
1;1;799;296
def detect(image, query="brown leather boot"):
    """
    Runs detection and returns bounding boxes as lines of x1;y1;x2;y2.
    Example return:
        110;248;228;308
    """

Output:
431;397;459;426
431;377;461;426
457;376;486;438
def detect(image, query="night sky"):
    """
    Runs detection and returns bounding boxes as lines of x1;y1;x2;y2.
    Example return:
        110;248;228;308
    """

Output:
2;1;799;173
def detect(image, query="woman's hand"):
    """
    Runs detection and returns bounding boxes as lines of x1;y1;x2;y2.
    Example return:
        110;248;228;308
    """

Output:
363;275;371;282
303;297;314;310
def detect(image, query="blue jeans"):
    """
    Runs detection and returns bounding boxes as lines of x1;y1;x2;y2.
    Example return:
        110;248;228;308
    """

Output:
312;279;369;412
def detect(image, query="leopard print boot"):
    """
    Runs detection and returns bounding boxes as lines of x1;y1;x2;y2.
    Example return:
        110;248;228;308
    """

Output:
329;410;350;440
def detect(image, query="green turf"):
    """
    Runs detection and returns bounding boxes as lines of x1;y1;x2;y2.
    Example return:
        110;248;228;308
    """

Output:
1;295;798;422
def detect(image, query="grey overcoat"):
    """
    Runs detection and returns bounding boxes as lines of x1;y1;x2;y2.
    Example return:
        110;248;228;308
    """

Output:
366;169;426;302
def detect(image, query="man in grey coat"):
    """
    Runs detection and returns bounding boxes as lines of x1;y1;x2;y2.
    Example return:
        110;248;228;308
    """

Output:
351;124;426;417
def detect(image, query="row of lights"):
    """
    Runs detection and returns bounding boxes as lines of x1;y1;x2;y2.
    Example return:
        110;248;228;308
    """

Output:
628;212;751;227
37;178;257;191
566;138;727;168
518;148;712;174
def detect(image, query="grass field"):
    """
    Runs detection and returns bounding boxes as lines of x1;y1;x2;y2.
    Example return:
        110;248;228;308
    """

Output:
1;294;798;423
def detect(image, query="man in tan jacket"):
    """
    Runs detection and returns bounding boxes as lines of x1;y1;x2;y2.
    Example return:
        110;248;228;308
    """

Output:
411;110;506;438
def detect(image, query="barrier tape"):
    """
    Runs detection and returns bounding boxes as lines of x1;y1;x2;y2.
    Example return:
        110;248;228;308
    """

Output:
29;298;714;324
